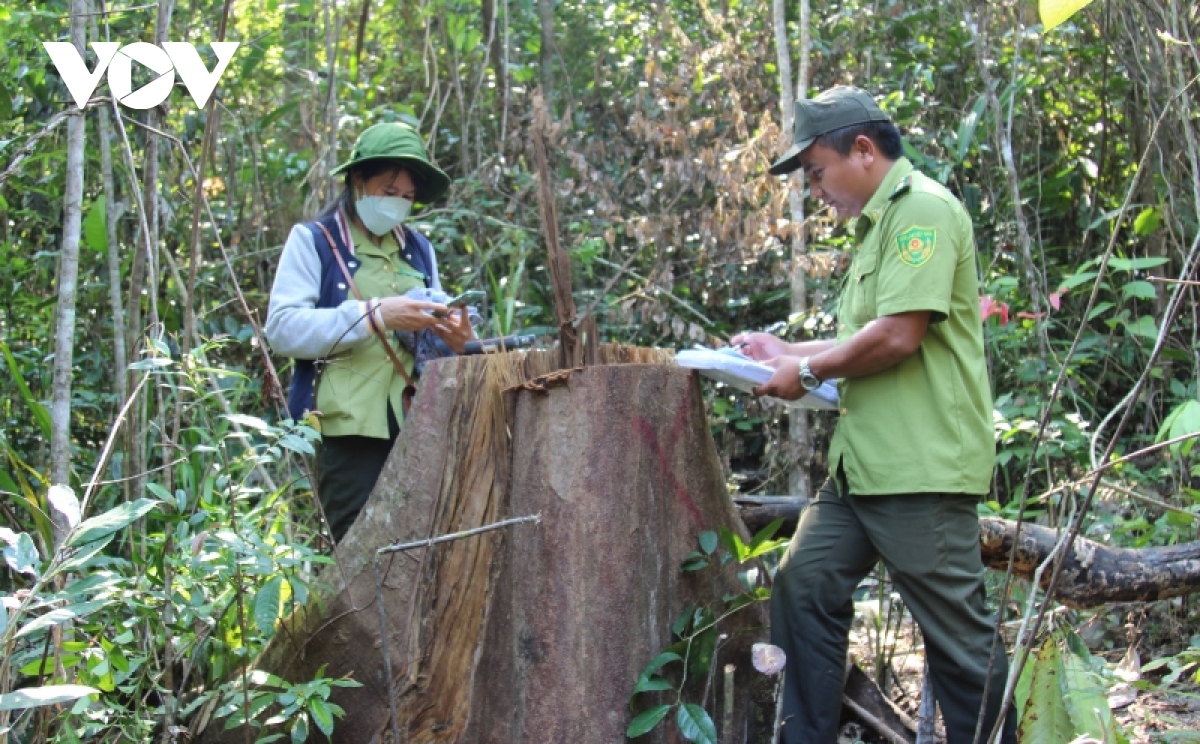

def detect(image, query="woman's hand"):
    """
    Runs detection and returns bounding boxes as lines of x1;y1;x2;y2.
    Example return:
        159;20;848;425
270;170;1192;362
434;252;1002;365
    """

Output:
729;331;790;361
376;296;446;331
431;307;477;354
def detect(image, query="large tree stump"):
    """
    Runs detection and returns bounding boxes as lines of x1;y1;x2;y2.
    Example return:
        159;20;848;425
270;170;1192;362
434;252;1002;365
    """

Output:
202;351;768;743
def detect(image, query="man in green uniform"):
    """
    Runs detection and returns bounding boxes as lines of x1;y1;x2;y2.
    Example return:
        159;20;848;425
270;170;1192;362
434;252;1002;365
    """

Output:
732;86;1016;744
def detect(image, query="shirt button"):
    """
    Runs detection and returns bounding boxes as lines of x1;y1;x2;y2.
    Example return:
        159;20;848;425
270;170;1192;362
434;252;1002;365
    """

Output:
348;261;358;268
839;407;848;415
337;282;346;290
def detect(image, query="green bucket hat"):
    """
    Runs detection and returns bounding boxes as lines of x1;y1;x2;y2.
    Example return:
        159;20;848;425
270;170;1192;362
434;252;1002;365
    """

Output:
768;86;891;176
331;122;452;204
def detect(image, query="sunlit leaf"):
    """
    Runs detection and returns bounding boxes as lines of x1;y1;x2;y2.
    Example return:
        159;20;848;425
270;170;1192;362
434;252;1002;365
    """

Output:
1132;207;1161;236
1039;0;1098;31
0;685;98;711
47;484;81;528
0;527;40;576
66;499;160;548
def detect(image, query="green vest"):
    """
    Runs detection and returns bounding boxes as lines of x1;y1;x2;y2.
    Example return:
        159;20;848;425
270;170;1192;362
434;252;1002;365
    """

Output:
316;223;424;438
828;158;994;496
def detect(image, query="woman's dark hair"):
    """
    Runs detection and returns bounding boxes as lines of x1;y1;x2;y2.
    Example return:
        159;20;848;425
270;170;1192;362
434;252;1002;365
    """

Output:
315;160;416;220
813;121;904;160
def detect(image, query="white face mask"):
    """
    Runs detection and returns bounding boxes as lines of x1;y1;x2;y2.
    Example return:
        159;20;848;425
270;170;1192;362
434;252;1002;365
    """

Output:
355;195;413;236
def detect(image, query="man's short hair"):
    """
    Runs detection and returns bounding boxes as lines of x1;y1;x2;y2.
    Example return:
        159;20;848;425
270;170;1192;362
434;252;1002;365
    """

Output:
813;121;904;160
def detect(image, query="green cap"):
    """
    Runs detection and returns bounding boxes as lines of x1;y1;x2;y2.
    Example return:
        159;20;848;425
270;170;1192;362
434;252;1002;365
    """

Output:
768;86;891;176
331;122;451;203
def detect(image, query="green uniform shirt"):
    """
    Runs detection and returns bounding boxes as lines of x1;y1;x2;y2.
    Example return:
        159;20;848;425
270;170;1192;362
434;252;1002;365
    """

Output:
827;157;994;496
316;223;424;439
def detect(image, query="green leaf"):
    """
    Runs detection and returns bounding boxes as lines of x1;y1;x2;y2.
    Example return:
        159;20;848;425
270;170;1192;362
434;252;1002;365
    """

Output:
0;684;98;711
1122;281;1157;301
626;704;672;737
308;697;335;736
289;714;308;744
698;531;718;555
718;526;749;562
66;499;160;548
1;528;40;576
676;703;718;743
1124;315;1159;340
642;651;683;677
55;537;114;575
1059;632;1118;740
681;554;709;572
0;339;51;439
1060;271;1098;291
1017;637;1075;743
255;575;283;636
1132;207;1161;236
1157;400;1200;455
633;675;675;694
16;608;76;638
1106;256;1169;272
83;198;107;253
1039;0;1098;32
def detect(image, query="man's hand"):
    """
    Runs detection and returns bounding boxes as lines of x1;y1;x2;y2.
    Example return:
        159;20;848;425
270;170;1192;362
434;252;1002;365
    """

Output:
431;307;477;354
729;332;790;361
753;356;805;401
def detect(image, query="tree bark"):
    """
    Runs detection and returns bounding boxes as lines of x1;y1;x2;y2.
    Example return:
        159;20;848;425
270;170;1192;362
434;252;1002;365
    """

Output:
49;0;88;544
537;0;554;110
737;496;1200;608
773;0;814;501
202;353;768;743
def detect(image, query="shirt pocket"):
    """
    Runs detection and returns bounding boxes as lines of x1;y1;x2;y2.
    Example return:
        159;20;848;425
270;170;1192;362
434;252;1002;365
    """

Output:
849;248;879;325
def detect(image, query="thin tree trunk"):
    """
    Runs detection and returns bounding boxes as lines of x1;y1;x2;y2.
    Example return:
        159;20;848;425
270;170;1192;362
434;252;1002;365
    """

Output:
49;0;88;544
96;86;127;406
538;0;554;111
89;12;128;408
774;0;814;500
322;0;340;204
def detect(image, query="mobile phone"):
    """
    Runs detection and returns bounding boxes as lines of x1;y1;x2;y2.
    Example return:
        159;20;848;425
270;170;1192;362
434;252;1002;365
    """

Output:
446;290;486;307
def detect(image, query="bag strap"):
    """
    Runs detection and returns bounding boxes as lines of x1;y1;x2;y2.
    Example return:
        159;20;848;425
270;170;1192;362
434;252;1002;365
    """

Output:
313;219;417;391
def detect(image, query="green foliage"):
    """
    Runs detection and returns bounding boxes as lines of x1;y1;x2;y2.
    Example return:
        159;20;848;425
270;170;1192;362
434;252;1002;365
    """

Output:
627;522;784;740
1015;627;1123;744
0;343;338;741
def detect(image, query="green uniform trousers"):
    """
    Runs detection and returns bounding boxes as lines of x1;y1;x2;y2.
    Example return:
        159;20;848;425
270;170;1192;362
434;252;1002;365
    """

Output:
770;474;1017;744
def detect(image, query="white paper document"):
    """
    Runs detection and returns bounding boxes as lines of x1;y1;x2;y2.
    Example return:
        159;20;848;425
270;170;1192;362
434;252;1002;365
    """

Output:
676;347;840;410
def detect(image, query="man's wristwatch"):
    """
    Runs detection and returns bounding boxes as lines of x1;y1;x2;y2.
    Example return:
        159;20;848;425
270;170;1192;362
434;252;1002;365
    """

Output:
798;357;822;392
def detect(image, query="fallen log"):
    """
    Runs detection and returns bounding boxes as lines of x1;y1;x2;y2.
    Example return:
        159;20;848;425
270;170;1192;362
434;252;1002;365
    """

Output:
736;496;1200;608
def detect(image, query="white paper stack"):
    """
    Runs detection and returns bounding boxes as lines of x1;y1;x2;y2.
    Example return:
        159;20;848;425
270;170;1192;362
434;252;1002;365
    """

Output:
676;347;840;411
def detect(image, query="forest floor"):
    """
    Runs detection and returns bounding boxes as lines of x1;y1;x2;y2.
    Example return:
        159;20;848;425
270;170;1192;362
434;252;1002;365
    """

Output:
841;594;1200;743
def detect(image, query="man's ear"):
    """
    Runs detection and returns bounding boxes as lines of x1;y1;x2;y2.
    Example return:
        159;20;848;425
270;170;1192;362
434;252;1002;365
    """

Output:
851;134;878;169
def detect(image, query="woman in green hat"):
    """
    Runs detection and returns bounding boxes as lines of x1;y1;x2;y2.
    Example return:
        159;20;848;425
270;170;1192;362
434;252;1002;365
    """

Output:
265;122;476;543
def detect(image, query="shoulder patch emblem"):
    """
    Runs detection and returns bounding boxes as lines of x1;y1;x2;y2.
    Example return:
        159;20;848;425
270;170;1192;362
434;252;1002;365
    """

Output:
896;226;936;267
889;175;912;200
